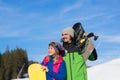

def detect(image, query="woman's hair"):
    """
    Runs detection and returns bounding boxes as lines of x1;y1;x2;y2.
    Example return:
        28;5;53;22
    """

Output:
46;55;59;64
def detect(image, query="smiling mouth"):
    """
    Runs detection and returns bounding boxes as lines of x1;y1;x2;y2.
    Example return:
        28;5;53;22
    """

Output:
63;37;67;39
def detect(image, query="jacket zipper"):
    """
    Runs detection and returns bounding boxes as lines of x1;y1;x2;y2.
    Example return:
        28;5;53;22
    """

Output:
69;53;73;80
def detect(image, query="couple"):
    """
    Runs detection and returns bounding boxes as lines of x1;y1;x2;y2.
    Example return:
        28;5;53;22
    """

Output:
41;27;87;80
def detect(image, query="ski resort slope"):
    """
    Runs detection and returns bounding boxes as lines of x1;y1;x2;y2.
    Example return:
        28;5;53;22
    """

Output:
87;58;120;80
11;78;29;80
12;58;120;80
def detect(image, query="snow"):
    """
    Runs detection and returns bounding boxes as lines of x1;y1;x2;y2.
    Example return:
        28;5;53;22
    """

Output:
12;58;120;80
87;58;120;80
12;78;29;80
11;78;29;80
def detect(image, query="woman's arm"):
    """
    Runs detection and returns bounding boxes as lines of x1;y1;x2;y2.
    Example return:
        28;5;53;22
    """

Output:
47;61;66;80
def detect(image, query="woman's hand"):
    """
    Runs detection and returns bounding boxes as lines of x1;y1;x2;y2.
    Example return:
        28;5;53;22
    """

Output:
41;65;49;72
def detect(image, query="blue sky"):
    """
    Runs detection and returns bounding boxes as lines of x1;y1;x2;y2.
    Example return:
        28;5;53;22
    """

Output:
0;0;120;65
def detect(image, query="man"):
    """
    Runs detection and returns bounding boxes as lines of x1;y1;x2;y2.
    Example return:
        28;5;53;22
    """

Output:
61;27;87;80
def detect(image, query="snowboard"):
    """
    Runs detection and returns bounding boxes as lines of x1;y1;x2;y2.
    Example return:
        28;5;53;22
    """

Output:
72;22;98;61
28;63;46;80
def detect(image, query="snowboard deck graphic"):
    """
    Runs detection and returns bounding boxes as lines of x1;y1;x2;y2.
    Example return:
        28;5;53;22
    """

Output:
28;63;46;80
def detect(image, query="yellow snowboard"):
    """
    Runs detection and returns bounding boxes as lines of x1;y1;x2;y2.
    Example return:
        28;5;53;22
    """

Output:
28;63;46;80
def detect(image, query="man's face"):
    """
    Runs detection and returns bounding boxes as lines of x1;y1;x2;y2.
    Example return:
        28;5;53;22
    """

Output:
62;32;71;43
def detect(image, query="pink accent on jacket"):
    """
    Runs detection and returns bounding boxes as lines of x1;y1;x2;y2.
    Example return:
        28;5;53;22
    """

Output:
43;55;63;80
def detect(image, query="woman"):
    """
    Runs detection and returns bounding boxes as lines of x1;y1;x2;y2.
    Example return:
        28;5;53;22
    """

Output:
61;27;87;80
41;42;66;80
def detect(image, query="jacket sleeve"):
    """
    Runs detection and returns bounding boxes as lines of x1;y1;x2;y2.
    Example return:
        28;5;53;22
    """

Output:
47;60;66;80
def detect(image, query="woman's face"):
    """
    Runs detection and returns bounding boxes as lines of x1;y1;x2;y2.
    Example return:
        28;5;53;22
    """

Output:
62;32;71;43
48;46;56;56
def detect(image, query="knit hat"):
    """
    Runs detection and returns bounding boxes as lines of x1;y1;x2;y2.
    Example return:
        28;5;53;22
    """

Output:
49;42;65;55
62;27;75;38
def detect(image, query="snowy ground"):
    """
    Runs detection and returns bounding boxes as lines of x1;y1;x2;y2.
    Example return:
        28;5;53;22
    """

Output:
87;58;120;80
11;78;29;80
12;58;120;80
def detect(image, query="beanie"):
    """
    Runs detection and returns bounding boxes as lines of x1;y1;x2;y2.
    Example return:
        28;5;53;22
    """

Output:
62;27;75;38
49;42;65;55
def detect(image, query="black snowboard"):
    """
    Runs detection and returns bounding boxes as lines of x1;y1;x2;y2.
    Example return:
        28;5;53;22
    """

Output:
72;22;98;61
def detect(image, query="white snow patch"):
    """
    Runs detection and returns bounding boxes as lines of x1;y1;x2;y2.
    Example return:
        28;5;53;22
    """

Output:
87;58;120;80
